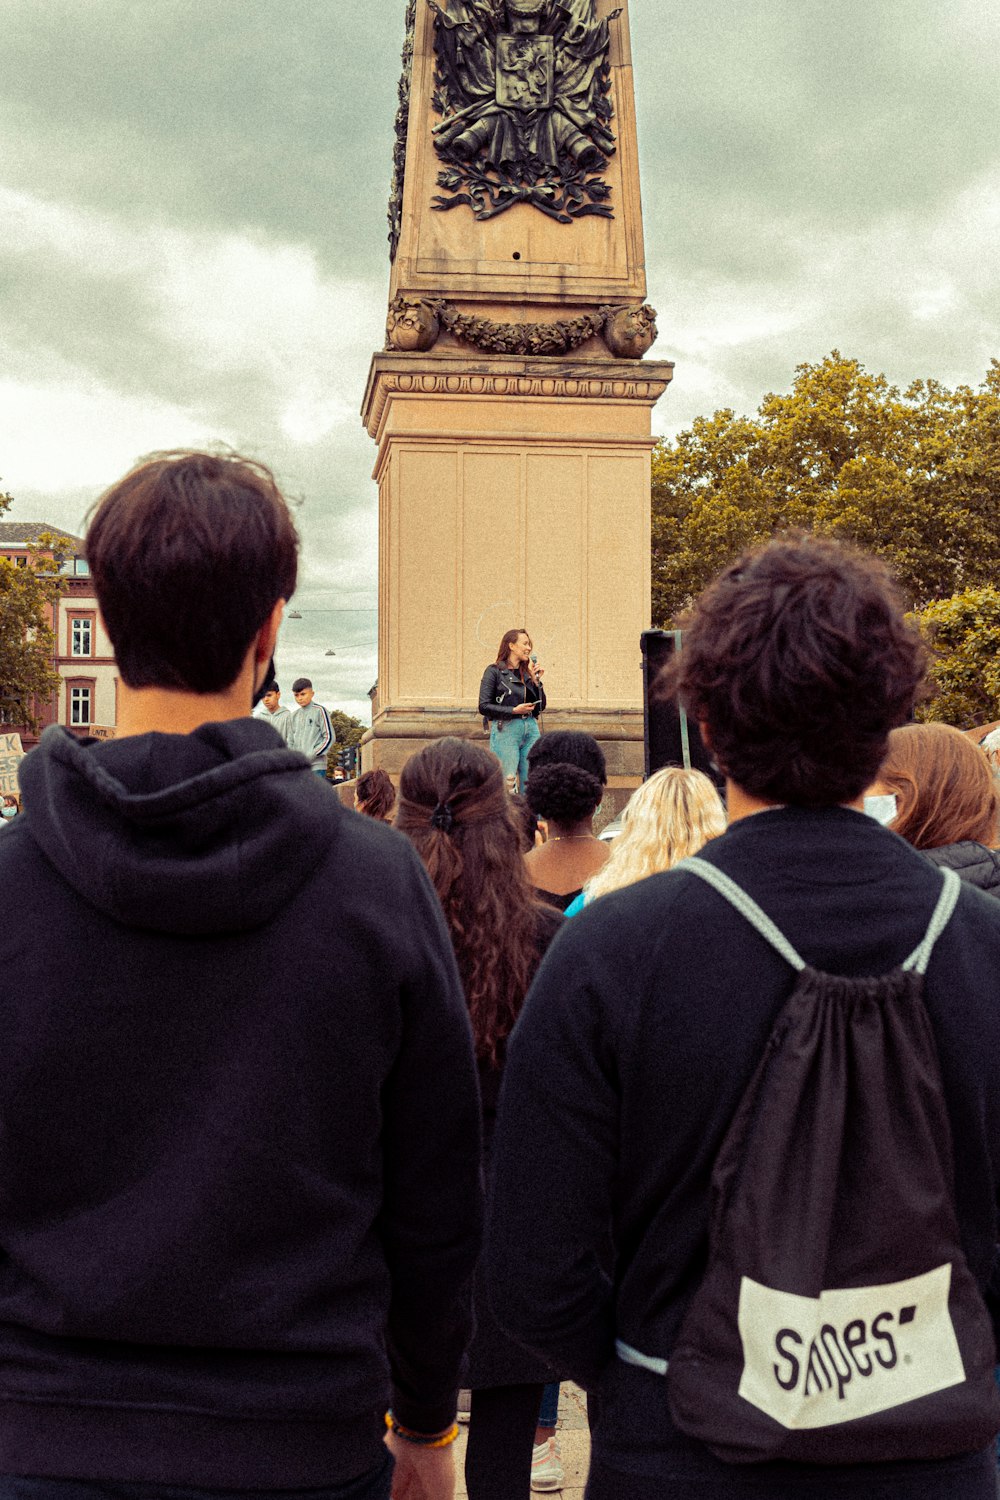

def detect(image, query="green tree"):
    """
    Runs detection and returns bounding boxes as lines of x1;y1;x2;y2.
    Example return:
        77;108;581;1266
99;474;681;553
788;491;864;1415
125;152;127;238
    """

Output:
652;354;1000;625
912;587;1000;730
0;486;67;733
325;710;367;780
328;710;367;747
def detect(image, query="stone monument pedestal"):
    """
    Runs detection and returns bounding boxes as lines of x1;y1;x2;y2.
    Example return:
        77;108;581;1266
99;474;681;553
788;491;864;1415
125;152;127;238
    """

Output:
360;350;673;812
360;0;672;811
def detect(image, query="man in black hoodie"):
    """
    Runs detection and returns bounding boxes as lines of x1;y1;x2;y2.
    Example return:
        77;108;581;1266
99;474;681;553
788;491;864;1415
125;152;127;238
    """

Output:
1;452;482;1500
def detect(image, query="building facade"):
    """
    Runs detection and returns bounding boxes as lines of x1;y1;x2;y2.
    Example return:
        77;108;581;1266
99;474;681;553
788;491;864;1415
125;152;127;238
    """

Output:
0;524;117;749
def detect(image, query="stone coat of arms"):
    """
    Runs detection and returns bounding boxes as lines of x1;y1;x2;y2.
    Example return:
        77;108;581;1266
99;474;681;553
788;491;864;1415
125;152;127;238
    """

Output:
427;0;622;223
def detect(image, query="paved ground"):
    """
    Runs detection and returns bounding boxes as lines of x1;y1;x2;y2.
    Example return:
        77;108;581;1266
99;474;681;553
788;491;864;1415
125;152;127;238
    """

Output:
454;1383;591;1499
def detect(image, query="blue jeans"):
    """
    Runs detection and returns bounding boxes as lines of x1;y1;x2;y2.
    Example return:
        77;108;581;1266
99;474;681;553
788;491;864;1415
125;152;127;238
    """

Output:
0;1451;393;1500
489;717;540;791
538;1381;560;1428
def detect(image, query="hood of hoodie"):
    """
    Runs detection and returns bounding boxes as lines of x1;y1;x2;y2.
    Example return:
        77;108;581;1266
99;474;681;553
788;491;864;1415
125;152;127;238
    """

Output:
19;720;338;934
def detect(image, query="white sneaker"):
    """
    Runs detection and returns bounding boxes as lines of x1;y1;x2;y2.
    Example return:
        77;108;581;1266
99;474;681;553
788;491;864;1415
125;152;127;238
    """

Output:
531;1436;565;1492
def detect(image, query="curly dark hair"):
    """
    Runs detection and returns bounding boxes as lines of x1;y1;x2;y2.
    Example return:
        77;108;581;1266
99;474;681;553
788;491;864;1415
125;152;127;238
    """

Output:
668;533;928;807
527;730;606;783
397;738;548;1065
524;731;606;823
355;768;396;822
526;762;604;823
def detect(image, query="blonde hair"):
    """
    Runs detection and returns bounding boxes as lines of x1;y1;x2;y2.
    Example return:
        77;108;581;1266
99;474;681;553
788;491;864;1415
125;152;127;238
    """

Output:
583;767;726;904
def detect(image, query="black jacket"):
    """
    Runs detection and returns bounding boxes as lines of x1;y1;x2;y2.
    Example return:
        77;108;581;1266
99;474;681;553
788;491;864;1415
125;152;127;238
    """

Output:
2;720;483;1489
488;808;1000;1498
925;840;1000;896
478;663;545;724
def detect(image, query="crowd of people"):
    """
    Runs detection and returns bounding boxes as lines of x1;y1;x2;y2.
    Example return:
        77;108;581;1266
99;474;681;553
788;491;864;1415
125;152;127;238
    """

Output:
4;449;1000;1500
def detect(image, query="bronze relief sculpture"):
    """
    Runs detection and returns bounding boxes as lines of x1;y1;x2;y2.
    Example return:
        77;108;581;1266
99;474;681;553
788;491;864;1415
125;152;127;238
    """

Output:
427;0;622;222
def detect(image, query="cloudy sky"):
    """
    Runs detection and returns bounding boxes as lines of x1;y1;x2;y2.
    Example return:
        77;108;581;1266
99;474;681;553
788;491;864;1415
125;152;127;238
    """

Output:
2;0;997;720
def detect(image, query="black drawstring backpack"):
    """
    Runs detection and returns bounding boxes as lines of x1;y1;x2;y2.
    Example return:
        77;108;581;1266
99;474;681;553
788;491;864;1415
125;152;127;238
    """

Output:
636;858;1000;1465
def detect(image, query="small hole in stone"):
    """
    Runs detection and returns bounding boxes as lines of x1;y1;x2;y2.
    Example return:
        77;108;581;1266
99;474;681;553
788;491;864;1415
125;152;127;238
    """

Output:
512;251;521;260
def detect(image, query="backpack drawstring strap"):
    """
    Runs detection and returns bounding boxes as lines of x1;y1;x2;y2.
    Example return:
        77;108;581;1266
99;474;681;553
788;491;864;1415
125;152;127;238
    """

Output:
682;858;807;971
682;857;960;979
902;865;961;974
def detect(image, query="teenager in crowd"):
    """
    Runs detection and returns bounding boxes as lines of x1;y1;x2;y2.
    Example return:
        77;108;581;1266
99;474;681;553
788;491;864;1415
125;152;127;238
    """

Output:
396;738;567;1498
488;534;1000;1499
2;451;482;1500
287;676;335;777
563;765;726;915
479;628;545;792
251;677;292;741
874;722;1000;896
523;731;609;911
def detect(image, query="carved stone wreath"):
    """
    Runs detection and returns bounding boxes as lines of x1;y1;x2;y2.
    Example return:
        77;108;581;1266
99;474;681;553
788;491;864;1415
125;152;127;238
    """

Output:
386;293;657;360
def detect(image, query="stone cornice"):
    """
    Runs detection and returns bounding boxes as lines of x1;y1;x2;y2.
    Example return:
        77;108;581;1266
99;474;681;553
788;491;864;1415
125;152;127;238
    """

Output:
362;352;674;439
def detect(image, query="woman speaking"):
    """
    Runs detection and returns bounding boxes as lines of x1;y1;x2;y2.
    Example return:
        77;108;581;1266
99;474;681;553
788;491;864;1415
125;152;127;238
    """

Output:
479;628;546;792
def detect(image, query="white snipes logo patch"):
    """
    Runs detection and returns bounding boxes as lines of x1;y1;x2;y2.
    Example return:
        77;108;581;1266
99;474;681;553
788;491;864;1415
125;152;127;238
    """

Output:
738;1264;965;1428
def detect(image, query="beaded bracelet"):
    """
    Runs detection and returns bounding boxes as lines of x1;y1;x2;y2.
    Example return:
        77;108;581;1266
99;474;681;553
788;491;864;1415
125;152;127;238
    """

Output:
385;1411;460;1448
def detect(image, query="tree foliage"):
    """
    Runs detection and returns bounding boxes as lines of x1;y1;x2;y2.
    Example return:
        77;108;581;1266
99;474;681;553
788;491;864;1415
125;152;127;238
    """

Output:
652;354;1000;625
0;486;67;733
912;588;1000;731
328;709;367;748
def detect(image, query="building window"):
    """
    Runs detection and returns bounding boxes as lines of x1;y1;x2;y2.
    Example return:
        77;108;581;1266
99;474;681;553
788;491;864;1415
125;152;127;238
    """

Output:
71;617;93;657
70;686;92;726
74;558;91;576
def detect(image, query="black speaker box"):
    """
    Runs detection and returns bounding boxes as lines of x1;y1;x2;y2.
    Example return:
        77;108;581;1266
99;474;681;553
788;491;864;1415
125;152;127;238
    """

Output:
640;630;724;790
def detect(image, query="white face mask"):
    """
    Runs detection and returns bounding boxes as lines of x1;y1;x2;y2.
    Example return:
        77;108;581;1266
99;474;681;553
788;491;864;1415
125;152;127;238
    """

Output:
1;807;17;820
863;793;898;826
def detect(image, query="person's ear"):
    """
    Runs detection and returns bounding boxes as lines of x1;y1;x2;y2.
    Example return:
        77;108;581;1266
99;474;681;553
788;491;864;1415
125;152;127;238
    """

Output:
256;599;285;663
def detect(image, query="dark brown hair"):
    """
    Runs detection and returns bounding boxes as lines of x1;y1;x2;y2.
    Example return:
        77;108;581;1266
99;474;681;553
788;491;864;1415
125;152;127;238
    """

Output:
669;534;927;807
355;768;396;822
86;450;299;693
495;627;530;666
397;737;547;1064
880;723;1000;850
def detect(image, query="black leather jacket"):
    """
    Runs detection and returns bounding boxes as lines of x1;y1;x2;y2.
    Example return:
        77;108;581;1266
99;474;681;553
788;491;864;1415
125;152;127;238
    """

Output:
478;663;546;726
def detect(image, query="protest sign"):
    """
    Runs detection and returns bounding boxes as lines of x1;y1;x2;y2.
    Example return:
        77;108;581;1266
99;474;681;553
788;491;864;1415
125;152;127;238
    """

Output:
0;732;24;797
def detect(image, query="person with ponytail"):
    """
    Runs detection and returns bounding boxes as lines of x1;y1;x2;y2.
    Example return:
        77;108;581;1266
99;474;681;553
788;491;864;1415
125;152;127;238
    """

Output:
523;730;610;911
397;737;567;1500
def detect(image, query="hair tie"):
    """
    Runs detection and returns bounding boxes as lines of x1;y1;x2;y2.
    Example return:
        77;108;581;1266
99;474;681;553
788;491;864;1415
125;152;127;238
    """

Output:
430;800;455;833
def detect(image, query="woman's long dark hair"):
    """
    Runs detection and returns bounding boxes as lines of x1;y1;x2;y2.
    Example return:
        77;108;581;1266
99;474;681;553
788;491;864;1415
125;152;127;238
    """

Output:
495;627;531;667
397;737;545;1064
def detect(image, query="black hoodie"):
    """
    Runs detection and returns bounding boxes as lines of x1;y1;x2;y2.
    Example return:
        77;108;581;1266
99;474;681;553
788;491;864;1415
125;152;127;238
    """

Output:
1;721;482;1488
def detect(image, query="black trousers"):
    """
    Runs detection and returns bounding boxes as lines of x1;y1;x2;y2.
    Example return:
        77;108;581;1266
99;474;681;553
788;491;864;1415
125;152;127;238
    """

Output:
465;1383;546;1500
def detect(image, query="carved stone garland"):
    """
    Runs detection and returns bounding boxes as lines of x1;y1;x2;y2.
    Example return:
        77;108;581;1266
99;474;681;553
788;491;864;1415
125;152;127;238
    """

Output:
386;293;657;359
